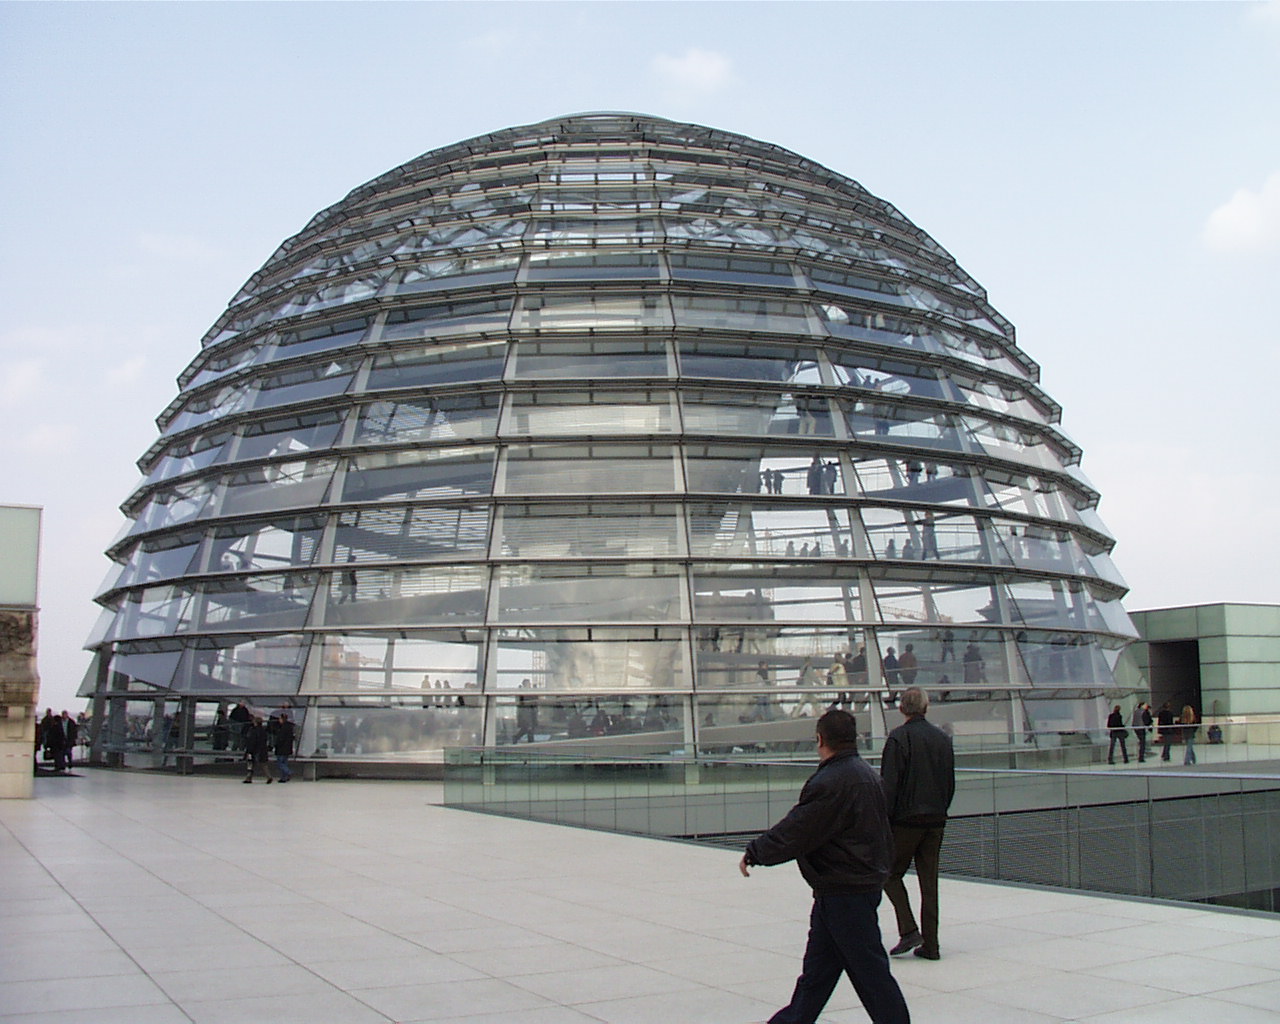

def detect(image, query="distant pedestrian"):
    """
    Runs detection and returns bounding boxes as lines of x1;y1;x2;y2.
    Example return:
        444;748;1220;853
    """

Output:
1181;705;1198;766
1157;702;1174;761
272;712;296;782
40;709;66;772
243;716;273;783
61;711;79;769
1130;702;1151;763
1107;705;1129;764
229;700;251;752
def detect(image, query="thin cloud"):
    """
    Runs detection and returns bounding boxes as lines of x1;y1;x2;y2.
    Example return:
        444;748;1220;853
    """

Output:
0;357;44;407
136;231;225;267
651;47;735;94
1203;172;1280;254
105;355;148;388
1246;0;1280;28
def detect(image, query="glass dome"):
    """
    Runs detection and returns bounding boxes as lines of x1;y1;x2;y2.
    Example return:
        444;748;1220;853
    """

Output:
85;112;1136;764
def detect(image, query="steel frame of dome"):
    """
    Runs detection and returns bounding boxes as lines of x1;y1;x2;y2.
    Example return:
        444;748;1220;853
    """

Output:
84;112;1137;765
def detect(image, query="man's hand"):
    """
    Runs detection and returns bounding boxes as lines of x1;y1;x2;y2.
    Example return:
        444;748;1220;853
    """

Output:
739;855;751;877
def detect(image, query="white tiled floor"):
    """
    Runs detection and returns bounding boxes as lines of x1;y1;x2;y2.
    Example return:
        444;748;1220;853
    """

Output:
2;771;1278;1024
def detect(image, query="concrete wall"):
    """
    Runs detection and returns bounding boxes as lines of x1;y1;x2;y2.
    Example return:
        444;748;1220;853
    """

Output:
1131;603;1280;717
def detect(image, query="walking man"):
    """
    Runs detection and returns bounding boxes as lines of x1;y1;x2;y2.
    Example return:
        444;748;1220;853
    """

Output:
1131;701;1151;763
881;687;955;962
272;712;296;782
1157;702;1175;762
739;710;909;1024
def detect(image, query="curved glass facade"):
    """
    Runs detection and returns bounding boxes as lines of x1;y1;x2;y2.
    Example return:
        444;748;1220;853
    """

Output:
85;112;1136;763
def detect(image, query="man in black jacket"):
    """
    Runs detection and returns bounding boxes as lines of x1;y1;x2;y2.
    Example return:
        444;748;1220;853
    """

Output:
740;709;909;1024
881;687;955;961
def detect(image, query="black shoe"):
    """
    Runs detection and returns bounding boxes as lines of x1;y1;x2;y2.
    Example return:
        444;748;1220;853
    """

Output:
266;777;273;784
889;932;922;956
913;947;940;961
242;778;252;784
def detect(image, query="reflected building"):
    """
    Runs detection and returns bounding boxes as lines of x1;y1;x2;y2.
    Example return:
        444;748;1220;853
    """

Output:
83;113;1138;765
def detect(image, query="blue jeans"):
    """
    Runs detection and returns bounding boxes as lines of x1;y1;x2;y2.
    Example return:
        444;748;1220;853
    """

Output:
1183;736;1196;765
770;891;909;1024
275;753;292;780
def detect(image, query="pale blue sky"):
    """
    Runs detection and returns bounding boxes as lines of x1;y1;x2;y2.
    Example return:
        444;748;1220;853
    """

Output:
3;1;1278;711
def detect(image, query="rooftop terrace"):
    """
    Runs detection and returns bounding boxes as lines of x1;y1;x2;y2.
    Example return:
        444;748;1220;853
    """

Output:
3;771;1279;1023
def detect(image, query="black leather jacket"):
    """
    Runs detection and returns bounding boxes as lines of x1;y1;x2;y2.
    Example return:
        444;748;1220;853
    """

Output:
881;715;955;827
744;749;893;895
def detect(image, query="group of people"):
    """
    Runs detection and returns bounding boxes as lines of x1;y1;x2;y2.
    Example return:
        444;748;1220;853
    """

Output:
741;686;955;1024
1107;701;1201;765
35;708;81;772
240;709;296;784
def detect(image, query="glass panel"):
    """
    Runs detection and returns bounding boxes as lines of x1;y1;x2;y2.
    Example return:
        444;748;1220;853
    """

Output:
143;431;233;484
354;394;501;445
682;389;835;438
234;409;344;463
677;340;823;384
493;628;688;691
496;502;681;559
492;693;682;747
493;563;684;623
366;340;507;390
217;458;336;516
165;380;253;434
694;626;867;692
870;628;1023;692
108;645;183;689
272;317;370;360
333;506;490;563
501;443;677;494
249;357;357;412
386;253;519;295
322;565;487;626
108;585;196;640
381;297;513;341
841;397;960;448
129;478;217;535
526;249;660;281
512;292;671;331
117;532;203;588
198;573;317;632
862;508;993;564
1007;580;1111;631
204;515;325;574
502;390;674;436
688;502;856;559
314;702;484;757
1017;631;1112;688
695;694;831;751
848;453;973;501
672;294;811;333
693;564;862;623
668;251;795;286
510;338;668;379
170;634;309;693
683;445;848;496
341;446;495;502
308;632;483;694
185;337;271;390
828;352;946;401
871;576;1008;626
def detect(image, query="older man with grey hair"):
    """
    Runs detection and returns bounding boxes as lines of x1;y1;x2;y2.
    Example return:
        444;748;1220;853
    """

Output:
880;687;955;961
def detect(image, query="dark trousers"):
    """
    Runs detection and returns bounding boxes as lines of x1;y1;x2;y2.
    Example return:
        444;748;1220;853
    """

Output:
884;824;944;955
1134;729;1148;761
1107;733;1129;763
769;891;909;1024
